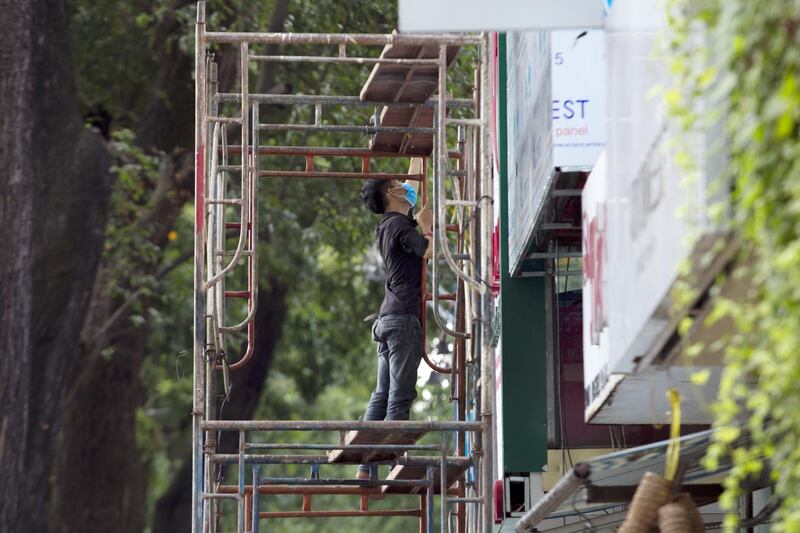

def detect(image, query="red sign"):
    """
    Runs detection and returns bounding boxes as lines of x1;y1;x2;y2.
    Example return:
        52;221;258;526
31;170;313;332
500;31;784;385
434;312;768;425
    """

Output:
582;203;606;345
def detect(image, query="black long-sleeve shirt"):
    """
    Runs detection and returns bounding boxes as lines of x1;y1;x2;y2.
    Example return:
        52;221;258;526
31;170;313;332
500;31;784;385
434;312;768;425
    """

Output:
376;212;429;318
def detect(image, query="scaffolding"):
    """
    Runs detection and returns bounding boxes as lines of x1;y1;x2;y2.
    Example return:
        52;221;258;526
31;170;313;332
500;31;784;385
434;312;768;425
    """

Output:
192;2;495;531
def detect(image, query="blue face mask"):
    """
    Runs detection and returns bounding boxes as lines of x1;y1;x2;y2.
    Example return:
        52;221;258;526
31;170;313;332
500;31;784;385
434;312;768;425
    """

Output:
398;183;417;209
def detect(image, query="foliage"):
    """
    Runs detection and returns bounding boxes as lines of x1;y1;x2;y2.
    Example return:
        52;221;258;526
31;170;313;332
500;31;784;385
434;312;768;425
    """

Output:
103;129;171;313
84;0;472;530
69;0;282;122
666;0;800;530
67;0;475;529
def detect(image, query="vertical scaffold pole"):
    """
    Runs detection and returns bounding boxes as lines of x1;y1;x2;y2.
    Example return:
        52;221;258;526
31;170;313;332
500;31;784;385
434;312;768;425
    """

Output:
436;44;448;533
205;59;219;533
426;466;435;532
479;32;495;533
440;432;448;532
193;3;208;533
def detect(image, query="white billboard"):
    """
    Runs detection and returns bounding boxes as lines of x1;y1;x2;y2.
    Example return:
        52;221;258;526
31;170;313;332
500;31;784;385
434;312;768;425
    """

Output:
581;151;623;417
398;0;604;32
551;30;606;169
507;30;606;275
582;0;727;424
507;31;552;275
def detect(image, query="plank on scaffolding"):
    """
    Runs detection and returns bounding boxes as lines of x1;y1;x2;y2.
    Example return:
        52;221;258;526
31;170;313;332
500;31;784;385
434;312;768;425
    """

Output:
327;429;427;464
371;106;436;155
360;43;460;155
382;458;470;494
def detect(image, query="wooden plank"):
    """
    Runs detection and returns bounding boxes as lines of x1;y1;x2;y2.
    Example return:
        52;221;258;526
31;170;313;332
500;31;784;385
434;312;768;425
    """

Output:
369;106;435;155
360;43;460;155
360;44;459;103
327;429;427;464
382;458;470;494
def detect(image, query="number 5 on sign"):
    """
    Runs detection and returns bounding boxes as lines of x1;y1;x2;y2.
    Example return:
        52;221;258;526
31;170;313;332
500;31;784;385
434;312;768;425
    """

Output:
555;52;564;65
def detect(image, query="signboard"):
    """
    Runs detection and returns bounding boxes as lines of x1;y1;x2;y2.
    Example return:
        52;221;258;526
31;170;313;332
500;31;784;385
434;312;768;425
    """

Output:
582;0;727;424
581;151;622;418
551;30;606;169
506;31;552;276
506;29;606;275
398;0;604;32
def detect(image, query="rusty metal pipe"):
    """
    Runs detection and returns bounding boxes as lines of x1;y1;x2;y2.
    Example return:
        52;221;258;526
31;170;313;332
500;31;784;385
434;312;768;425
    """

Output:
204;44;251;292
221;103;260;335
259;123;434;135
218;484;460;496
245;443;439;451
213;453;472;466
258;170;423;181
218;93;474;109
419;157;454;376
259;509;421;518
201;419;482;431
249;54;440;66
205;31;481;46
225;145;462;159
192;4;208;533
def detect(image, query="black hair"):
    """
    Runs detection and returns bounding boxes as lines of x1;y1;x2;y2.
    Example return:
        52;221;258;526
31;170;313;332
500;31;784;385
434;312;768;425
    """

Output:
359;179;390;214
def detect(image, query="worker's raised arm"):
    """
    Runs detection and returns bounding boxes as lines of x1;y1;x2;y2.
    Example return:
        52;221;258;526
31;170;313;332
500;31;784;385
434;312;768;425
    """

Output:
405;157;424;196
415;205;434;259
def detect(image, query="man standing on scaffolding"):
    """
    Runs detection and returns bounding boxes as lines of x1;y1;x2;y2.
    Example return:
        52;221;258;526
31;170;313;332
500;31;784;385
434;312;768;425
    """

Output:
356;158;432;480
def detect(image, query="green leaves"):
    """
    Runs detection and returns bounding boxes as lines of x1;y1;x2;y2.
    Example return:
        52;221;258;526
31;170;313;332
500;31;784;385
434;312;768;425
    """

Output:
667;0;800;530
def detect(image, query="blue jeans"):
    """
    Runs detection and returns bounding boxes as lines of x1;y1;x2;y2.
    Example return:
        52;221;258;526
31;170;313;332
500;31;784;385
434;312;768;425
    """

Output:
359;314;423;474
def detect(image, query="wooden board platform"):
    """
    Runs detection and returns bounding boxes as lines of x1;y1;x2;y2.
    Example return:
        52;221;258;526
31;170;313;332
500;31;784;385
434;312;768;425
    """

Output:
370;105;435;155
360;44;459;103
382;458;470;494
327;429;427;464
360;44;460;155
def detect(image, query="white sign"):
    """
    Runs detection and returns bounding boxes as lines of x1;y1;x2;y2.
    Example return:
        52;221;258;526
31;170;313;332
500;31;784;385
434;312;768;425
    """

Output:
506;29;606;275
398;0;605;32
507;31;552;275
582;0;726;424
581;151;620;418
551;30;606;169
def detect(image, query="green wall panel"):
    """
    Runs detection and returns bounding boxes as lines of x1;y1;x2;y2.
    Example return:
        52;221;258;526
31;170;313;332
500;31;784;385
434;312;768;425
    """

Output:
497;33;548;473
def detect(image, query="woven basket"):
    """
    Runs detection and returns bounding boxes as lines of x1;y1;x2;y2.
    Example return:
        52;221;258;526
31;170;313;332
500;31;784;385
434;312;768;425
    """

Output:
618;472;673;533
658;502;693;533
674;493;704;532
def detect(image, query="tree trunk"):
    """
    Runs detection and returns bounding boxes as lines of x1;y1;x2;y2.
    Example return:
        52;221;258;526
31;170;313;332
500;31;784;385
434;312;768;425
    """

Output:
0;0;111;530
50;1;199;529
153;283;289;533
52;153;193;533
42;0;290;529
52;326;150;532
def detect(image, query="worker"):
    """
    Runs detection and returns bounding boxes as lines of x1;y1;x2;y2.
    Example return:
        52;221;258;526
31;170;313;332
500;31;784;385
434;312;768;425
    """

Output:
356;158;433;481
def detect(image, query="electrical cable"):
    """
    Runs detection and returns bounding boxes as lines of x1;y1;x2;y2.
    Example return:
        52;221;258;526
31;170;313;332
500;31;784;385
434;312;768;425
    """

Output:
554;241;574;470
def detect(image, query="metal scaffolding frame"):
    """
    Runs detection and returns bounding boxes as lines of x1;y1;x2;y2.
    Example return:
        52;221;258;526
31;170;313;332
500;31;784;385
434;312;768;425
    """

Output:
193;2;495;531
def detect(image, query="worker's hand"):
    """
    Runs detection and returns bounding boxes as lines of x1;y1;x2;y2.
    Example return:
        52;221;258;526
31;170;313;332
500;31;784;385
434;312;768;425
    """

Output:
415;205;433;234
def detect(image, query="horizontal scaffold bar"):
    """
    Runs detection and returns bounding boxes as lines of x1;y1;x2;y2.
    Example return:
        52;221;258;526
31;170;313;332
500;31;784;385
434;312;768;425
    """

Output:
259;123;434;135
259;509;420;519
204;31;482;46
212;454;472;466
200;419;483;431
202;492;239;500
214;454;331;464
245;443;440;451
218;484;456;496
224;145;461;159
257;477;427;487
258;170;423;181
250;54;440;66
216;93;474;109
